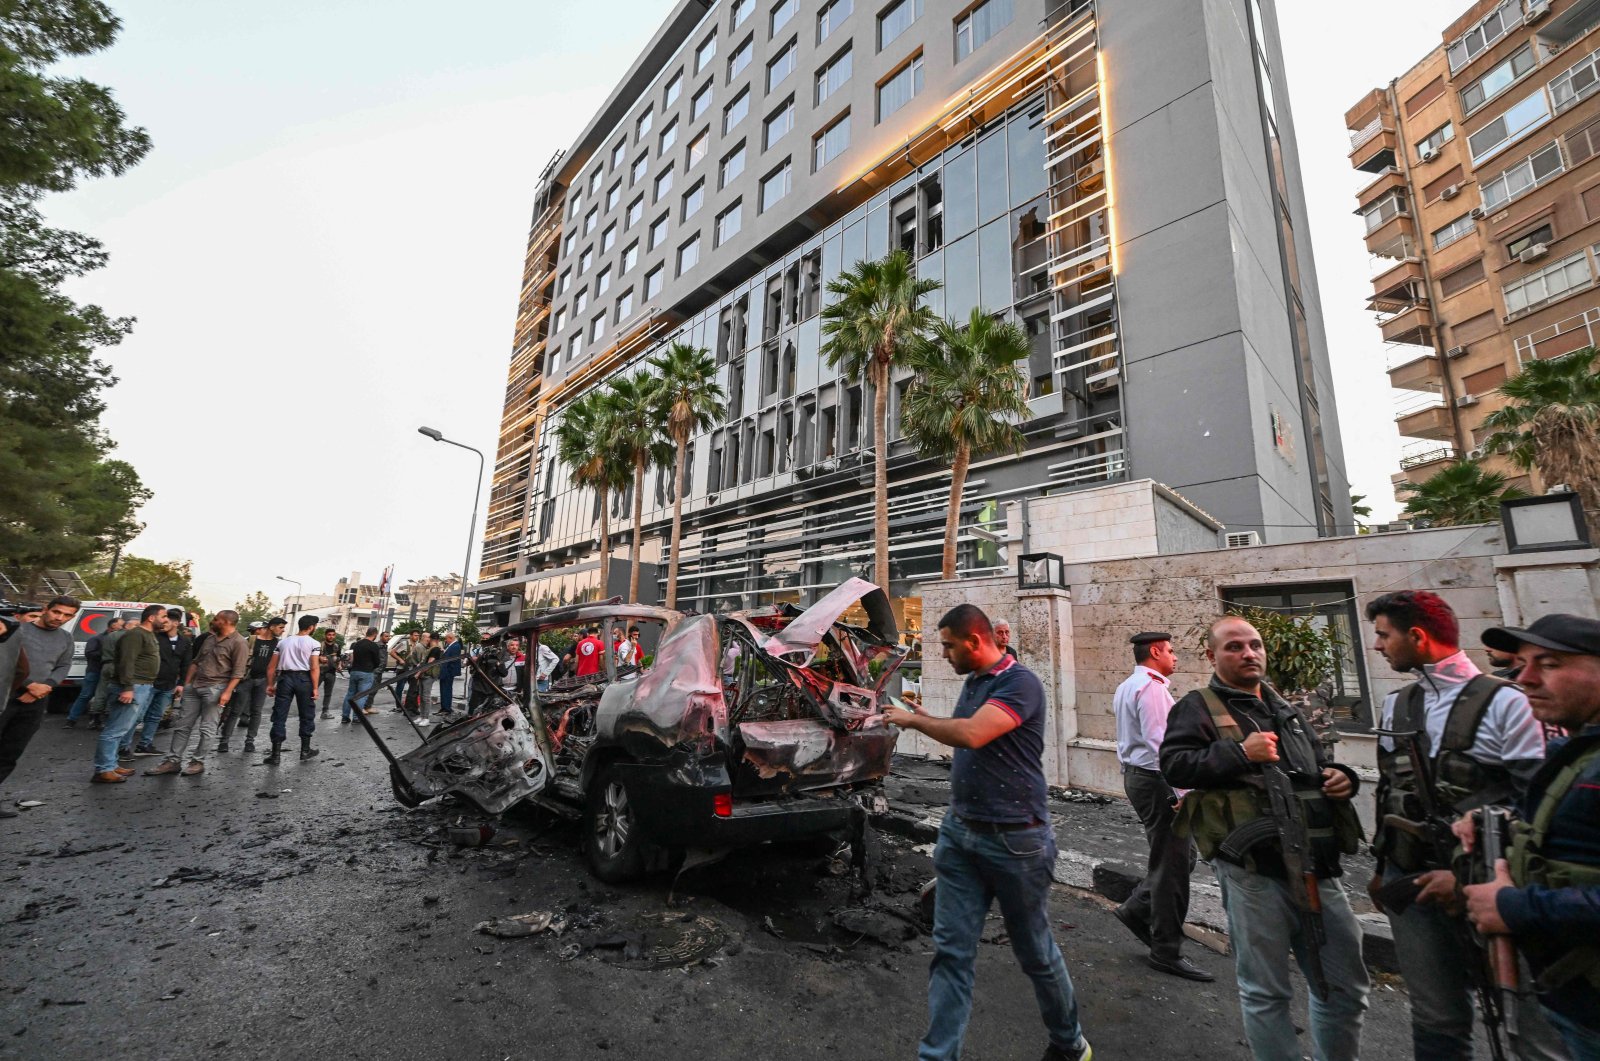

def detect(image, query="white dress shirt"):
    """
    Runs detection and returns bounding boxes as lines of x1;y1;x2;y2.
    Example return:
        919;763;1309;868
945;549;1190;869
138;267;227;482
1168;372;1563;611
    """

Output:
1376;650;1546;765
1113;665;1175;771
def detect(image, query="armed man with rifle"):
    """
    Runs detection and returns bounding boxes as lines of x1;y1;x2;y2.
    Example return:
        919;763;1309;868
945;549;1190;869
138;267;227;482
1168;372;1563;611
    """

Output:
1365;591;1563;1061
1455;614;1600;1061
1162;616;1369;1061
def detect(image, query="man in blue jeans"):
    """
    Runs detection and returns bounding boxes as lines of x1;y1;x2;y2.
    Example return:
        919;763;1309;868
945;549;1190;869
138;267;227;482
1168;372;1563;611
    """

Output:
883;604;1091;1061
342;627;384;723
65;617;121;726
92;605;164;783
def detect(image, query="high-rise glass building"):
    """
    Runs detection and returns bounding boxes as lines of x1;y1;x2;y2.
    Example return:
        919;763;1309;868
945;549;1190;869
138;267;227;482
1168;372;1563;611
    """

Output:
476;0;1351;635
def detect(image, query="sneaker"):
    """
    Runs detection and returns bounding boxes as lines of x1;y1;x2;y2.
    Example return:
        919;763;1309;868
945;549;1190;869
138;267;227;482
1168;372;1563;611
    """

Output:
214;742;230;754
415;718;432;727
243;741;256;754
64;719;77;729
339;718;351;725
320;712;331;720
133;744;161;757
181;761;204;777
89;719;104;730
1040;1040;1092;1061
117;751;135;764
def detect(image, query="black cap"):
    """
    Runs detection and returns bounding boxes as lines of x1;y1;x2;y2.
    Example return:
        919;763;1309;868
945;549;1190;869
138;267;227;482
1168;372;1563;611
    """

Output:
266;616;287;626
1130;631;1173;646
1483;613;1600;657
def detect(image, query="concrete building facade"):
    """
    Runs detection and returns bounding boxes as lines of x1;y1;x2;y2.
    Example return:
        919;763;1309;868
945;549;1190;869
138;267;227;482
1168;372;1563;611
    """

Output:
477;0;1353;644
1344;0;1600;499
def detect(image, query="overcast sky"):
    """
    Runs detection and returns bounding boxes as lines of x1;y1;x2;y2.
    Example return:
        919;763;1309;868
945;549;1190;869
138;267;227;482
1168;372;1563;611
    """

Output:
48;0;1460;612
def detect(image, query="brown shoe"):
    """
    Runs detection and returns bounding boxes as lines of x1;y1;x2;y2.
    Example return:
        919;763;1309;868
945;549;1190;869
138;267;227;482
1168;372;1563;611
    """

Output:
90;771;127;784
144;761;181;776
181;761;204;777
113;767;135;777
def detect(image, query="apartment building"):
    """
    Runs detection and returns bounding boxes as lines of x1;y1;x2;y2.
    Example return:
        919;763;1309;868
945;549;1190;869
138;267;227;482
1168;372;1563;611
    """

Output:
1345;0;1600;497
476;0;1351;633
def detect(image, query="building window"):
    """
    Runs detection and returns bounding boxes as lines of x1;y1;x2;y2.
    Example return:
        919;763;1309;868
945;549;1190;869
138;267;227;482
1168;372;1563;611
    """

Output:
687;129;710;168
601;223;617;252
818;0;852;43
636;107;654;141
724;87;750;134
1414;121;1453;160
1503;250;1593;317
813;111;850;170
716;200;743;245
720;141;747;187
626;195;644;228
564;230;578;257
683;179;705;220
589;168;603;194
610;140;627;170
606;182;622;212
1222;583;1371;727
1552;48;1600;114
553;307;567;333
597;266;612;295
664;70;683;107
767;38;797;91
1505;223;1553;260
1480;141;1565;212
1431;213;1474;251
678;234;702;275
763;96;795;149
557;268;572;295
579;246;594;273
655;164;675;201
815;44;852;105
696;32;717;74
574;287;589;314
622;241;639;272
583;208;598;235
591;313;606;342
570;333;583;362
631;154;649;185
771;0;797;35
1446;0;1522;74
1360;189;1407;235
1460;44;1535;116
616;288;634;322
731;0;754;29
645;264;664;299
729;35;754;80
691;81;713;121
760;159;792;211
877;0;921;51
1467;88;1551;165
649;213;669;249
954;0;1012;60
876;53;923;122
660;117;679;153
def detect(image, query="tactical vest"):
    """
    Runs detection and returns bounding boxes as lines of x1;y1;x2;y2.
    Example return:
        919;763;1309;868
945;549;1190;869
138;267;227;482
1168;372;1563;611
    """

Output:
1374;674;1513;873
1174;685;1363;868
1507;740;1600;994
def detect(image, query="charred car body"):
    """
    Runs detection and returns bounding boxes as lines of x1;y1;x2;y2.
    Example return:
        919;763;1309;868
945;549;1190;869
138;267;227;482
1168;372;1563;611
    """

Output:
365;579;907;881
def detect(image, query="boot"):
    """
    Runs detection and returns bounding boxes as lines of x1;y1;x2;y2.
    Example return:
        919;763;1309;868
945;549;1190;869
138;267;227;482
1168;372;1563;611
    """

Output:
214;739;230;754
262;743;282;765
299;737;319;761
244;739;256;753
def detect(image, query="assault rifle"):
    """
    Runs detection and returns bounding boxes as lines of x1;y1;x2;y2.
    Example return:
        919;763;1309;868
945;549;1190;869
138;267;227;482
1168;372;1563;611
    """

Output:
1219;763;1329;1001
1374;727;1510;1061
1477;806;1522;1043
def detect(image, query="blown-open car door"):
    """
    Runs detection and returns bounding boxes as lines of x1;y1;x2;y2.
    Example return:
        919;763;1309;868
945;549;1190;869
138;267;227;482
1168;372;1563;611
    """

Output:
389;702;552;815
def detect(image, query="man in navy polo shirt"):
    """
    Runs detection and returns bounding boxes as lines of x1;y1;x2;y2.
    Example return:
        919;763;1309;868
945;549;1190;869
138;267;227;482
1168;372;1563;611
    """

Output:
884;603;1091;1061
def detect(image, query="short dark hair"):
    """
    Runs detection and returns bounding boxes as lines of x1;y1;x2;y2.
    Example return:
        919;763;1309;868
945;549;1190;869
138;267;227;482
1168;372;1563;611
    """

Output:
628;625;640;635
1365;590;1459;647
215;609;239;625
298;615;318;632
366;627;379;637
47;595;81;611
166;608;185;621
1133;641;1159;665
937;604;995;643
140;604;164;622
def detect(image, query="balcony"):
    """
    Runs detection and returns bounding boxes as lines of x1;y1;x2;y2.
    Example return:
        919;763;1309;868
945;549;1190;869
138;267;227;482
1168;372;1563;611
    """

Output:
1372;258;1426;303
1349;120;1398;174
1381;301;1434;345
1388;351;1444;391
1396;400;1453;440
1355;168;1407;211
1514;303;1600;363
1399;443;1458;471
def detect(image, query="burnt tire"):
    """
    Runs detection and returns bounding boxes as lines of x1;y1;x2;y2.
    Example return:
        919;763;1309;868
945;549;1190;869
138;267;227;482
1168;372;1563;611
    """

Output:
389;763;423;808
583;764;645;883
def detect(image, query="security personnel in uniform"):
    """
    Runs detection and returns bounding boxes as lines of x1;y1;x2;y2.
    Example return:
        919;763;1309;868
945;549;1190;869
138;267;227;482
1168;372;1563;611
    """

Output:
1111;631;1211;981
1363;590;1558;1061
1162;616;1369;1061
1462;614;1600;1060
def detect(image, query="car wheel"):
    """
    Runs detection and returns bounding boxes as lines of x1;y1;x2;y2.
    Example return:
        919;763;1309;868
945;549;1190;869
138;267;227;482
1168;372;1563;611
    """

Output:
583;765;645;882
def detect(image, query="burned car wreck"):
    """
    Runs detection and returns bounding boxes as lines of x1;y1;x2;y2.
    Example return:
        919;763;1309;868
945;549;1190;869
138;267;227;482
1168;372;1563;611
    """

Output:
367;578;908;881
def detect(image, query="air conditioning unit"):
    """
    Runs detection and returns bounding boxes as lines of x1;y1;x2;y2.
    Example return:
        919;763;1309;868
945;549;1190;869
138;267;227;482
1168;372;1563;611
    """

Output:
1456;394;1480;407
1518;242;1550;263
1468;446;1487;458
1469;205;1487;219
1527;0;1550;22
1421;148;1439;163
1446;344;1469;358
1223;531;1262;549
1087;375;1119;394
1440;184;1461;200
1377;521;1413;534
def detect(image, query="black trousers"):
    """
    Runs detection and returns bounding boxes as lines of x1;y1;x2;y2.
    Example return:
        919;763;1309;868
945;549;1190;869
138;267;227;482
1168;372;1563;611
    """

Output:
1119;766;1196;961
0;697;46;787
320;670;337;707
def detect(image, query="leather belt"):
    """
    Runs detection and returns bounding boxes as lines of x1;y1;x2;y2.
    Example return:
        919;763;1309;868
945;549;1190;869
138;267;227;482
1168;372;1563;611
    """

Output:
959;815;1043;834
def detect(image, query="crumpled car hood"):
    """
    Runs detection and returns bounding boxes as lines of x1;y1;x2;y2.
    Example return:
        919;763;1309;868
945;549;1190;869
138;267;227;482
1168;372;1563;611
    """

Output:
758;577;897;666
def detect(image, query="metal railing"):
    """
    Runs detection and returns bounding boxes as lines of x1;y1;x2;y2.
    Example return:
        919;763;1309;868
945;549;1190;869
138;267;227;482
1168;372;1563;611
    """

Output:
1350;115;1385;150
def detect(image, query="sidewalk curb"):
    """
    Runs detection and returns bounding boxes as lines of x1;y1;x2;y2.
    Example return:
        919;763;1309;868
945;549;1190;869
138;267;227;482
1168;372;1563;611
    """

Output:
871;808;1399;973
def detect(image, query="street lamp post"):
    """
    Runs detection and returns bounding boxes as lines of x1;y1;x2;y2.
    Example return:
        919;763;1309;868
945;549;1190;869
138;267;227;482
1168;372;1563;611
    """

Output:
276;575;302;621
418;427;485;632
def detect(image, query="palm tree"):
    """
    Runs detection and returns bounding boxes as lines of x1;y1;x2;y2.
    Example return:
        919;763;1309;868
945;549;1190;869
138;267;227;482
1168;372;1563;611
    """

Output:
1482;346;1600;524
902;310;1030;579
601;371;672;603
819;249;941;590
1398;460;1525;527
1350;493;1372;531
553;391;627;597
648;342;725;610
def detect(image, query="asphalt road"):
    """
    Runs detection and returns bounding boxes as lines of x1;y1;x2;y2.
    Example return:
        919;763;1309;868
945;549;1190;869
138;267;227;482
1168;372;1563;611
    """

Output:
0;679;1415;1060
